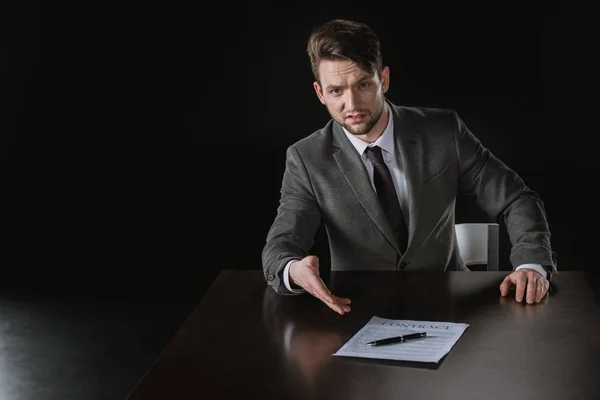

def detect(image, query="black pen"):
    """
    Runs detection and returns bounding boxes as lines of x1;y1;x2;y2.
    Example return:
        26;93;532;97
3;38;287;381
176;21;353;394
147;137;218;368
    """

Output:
366;332;427;346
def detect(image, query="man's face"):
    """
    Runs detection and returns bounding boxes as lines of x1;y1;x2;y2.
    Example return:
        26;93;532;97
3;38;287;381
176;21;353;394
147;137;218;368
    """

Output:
313;60;389;137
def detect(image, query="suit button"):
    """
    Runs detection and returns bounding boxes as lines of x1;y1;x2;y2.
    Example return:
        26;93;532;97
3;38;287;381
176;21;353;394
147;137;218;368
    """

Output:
399;262;407;269
267;274;275;281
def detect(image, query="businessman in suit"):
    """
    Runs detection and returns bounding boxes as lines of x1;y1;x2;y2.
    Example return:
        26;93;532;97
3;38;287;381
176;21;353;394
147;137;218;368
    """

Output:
262;19;557;314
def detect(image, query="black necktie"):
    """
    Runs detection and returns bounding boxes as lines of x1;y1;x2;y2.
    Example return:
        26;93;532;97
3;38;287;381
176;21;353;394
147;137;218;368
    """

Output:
365;145;408;253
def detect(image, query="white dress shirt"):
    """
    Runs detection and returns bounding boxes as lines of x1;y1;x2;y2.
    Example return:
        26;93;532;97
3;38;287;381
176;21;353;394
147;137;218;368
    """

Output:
283;104;545;293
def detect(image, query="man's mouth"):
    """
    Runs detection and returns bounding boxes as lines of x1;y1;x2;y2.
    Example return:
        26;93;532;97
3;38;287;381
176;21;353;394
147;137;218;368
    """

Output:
347;114;366;123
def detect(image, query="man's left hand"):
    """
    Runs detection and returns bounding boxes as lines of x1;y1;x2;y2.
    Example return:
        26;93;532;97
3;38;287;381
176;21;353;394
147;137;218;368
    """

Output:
499;268;549;304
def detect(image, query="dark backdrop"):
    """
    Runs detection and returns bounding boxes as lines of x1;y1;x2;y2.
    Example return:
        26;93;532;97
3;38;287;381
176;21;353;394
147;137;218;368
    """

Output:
7;1;598;301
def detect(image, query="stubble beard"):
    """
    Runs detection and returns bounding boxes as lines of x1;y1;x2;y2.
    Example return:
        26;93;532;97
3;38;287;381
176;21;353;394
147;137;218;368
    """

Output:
333;101;385;136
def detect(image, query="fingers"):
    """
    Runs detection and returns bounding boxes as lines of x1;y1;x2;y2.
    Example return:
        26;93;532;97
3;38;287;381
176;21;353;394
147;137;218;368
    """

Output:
304;274;351;315
525;276;537;304
292;255;351;315
499;290;549;315
523;274;549;304
533;279;543;303
319;294;352;315
499;276;512;297
535;278;549;303
315;288;351;315
308;277;334;303
499;269;549;304
312;292;351;315
515;275;527;303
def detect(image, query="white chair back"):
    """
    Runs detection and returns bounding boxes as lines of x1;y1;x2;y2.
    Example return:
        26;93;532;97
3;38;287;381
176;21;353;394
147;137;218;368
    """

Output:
455;223;500;271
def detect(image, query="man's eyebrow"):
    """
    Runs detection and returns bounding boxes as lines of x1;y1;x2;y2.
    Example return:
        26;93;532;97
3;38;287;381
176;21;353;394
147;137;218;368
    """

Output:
325;77;372;91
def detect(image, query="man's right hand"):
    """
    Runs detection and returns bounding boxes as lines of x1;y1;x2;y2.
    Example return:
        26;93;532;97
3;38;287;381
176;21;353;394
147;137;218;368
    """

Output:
288;255;351;315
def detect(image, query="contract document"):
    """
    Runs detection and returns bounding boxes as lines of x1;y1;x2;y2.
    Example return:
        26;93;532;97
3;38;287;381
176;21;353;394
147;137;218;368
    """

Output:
333;316;469;363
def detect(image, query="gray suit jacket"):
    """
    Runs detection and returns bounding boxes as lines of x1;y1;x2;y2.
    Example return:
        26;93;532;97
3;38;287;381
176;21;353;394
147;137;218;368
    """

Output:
262;100;556;294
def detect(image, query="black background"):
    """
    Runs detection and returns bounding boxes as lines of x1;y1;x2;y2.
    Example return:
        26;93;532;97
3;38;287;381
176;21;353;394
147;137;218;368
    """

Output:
6;1;598;300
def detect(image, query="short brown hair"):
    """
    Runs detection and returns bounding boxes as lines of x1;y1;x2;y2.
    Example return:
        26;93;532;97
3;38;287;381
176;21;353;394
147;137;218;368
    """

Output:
306;19;383;83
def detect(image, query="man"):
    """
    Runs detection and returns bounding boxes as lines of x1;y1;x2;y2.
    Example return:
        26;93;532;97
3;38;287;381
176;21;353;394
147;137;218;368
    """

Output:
261;19;557;315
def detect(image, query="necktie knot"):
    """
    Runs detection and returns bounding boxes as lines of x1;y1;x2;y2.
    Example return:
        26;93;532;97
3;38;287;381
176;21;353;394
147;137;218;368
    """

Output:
366;145;385;165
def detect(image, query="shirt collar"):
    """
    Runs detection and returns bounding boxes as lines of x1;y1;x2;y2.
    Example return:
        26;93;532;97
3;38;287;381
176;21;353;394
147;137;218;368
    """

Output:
342;103;395;157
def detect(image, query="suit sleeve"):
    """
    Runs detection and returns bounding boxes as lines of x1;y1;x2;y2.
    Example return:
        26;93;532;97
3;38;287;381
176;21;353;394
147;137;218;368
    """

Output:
262;145;322;294
451;111;557;272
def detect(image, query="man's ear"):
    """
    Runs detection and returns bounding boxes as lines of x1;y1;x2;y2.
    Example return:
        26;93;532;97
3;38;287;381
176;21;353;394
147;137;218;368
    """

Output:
313;81;326;105
381;66;390;94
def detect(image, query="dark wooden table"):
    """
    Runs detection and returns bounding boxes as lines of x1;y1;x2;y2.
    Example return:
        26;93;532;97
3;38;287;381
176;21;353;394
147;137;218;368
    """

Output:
126;270;600;400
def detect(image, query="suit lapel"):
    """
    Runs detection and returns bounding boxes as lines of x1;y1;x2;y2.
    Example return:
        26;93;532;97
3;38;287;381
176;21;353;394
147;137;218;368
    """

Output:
332;123;400;253
389;102;425;259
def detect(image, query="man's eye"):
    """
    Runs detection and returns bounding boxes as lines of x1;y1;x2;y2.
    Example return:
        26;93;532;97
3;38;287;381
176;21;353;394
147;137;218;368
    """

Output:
359;82;369;88
329;88;341;94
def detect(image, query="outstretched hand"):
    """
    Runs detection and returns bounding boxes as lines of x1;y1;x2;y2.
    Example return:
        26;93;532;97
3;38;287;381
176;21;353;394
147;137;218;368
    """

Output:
500;268;549;304
289;255;351;315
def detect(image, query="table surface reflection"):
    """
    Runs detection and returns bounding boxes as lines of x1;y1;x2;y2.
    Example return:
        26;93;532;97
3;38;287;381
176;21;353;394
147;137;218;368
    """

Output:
126;270;600;400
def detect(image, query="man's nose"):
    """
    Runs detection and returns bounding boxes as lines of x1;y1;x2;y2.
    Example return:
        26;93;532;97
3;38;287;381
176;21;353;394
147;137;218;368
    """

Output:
345;89;359;110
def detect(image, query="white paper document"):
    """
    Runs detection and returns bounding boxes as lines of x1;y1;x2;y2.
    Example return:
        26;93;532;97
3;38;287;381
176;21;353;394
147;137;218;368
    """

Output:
333;316;469;363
